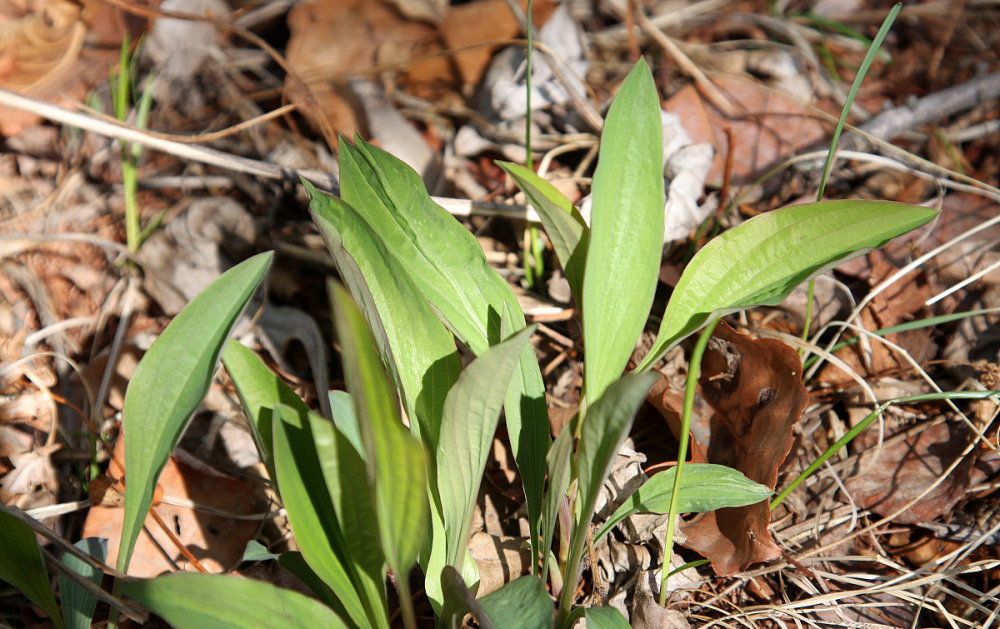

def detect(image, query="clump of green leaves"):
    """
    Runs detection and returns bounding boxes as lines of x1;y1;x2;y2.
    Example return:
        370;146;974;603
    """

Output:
0;56;945;629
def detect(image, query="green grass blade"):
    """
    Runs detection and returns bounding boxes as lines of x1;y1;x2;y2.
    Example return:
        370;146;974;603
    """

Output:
306;181;461;448
816;3;901;200
0;505;66;629
498;162;589;303
594;464;773;541
541;424;574;584
637;201;938;371
119;251;271;573
60;538;106;629
272;403;377;628
438;326;535;569
120;573;350;629
582;58;664;403
330;281;430;588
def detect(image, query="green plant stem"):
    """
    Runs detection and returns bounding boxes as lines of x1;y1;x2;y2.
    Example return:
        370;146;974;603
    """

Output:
770;390;999;511
658;314;720;607
556;502;587;626
396;571;418;629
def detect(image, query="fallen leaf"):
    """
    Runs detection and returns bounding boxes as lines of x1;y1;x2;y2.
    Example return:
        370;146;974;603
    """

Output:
679;322;808;575
82;434;262;577
663;76;829;187
0;444;61;497
468;531;532;596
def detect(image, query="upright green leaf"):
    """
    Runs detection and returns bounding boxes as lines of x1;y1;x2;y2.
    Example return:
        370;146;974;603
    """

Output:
541;425;573;583
497;162;589;303
306;181;461;449
593;464;773;541
330;281;430;581
272;403;380;629
438;326;535;570
121;573;350;629
119;252;271;573
60;538;106;629
637;201;939;370
221;340;311;486
558;373;658;622
333;139;550;563
329;390;365;460
0;505;65;629
582;59;664;403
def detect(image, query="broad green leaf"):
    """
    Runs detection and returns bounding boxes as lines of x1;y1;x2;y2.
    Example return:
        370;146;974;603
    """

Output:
306;181;460;449
439;325;535;569
221;340;310;487
330;281;430;580
121;573;350;629
329;390;365;460
584;606;632;629
0;505;65;629
240;542;349;614
638;200;940;370
333;138;550;560
582;59;664;403
440;567;552;629
594;464;773;541
120;251;271;573
541;424;573;582
272;403;379;629
60;538;106;629
498;161;589;303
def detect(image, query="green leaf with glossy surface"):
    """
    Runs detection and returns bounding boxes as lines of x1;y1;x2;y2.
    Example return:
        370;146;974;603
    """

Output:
272;403;379;629
0;505;65;629
582;59;664;403
330;281;430;579
60;538;106;629
120;251;271;573
307;180;460;449
121;573;350;629
638;200;939;370
498;161;589;303
334;139;549;563
221;340;310;487
594;464;773;541
439;325;535;569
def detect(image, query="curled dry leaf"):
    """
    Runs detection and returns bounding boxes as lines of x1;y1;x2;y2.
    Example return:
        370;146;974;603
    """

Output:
678;322;808;575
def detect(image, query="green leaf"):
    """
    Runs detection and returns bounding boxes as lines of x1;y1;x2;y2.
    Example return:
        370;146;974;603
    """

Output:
498;162;589;303
330;281;430;580
477;575;553;629
333;139;550;561
329;390;365;460
584;606;632;629
0;505;65;629
440;567;552;629
277;551;348;615
638;200;940;370
560;373;658;617
438;325;536;569
272;403;381;629
221;340;310;487
594;463;774;541
119;251;271;573
582;59;664;403
541;424;573;583
306;180;460;450
60;538;106;629
121;573;350;629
